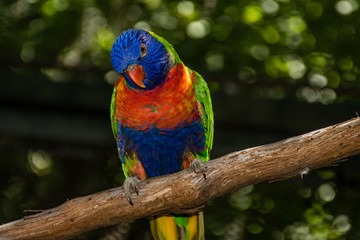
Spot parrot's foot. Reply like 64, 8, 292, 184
124, 177, 141, 205
190, 158, 207, 180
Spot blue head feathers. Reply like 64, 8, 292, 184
111, 29, 172, 89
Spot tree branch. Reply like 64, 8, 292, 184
1, 118, 360, 240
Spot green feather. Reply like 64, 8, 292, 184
110, 85, 118, 139
189, 68, 214, 162
110, 82, 129, 170
174, 216, 190, 240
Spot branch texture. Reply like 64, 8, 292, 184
1, 118, 360, 240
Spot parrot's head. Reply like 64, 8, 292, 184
111, 29, 180, 90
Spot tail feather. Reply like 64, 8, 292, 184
150, 212, 204, 240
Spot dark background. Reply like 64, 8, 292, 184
1, 0, 360, 239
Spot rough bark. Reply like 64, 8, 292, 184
1, 118, 360, 240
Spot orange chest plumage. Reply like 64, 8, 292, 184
114, 64, 199, 130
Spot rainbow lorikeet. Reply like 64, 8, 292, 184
110, 29, 214, 240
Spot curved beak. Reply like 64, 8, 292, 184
125, 64, 146, 88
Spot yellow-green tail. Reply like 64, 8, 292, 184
150, 212, 205, 240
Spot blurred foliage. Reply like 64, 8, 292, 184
2, 0, 360, 102
1, 0, 360, 239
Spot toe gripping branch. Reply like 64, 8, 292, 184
124, 177, 141, 205
190, 158, 207, 180
124, 159, 206, 205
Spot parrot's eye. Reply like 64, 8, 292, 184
140, 43, 147, 58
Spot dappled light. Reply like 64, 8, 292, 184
28, 150, 53, 176
3, 0, 360, 103
187, 19, 211, 39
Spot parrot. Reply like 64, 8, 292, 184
110, 29, 214, 240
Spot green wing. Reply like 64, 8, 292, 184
110, 84, 118, 139
188, 68, 214, 161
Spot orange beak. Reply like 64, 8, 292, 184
125, 64, 146, 88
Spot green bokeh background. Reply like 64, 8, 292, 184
1, 0, 360, 239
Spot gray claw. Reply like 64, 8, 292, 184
124, 177, 141, 205
190, 158, 207, 179
127, 196, 133, 206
